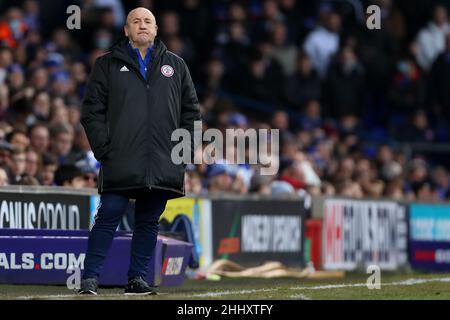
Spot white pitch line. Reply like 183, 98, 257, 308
16, 292, 166, 300
289, 294, 312, 300
191, 276, 450, 298
16, 294, 81, 300
192, 288, 274, 298
290, 283, 366, 290
289, 277, 450, 291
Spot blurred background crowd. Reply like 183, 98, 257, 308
0, 0, 449, 202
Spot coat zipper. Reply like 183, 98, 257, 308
145, 51, 162, 190
112, 50, 161, 190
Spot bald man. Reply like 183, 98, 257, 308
80, 8, 201, 295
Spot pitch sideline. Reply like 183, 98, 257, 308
13, 276, 450, 300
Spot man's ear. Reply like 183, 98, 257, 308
124, 25, 129, 37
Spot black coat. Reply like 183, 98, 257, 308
325, 62, 366, 118
81, 38, 201, 198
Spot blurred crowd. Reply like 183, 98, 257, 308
0, 0, 449, 202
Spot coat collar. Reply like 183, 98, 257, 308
111, 37, 167, 67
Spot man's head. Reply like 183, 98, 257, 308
29, 123, 50, 154
206, 163, 233, 193
25, 149, 39, 177
124, 7, 158, 46
50, 123, 74, 157
327, 12, 342, 33
8, 130, 30, 151
54, 164, 85, 188
12, 149, 26, 176
433, 5, 448, 26
0, 167, 9, 186
41, 153, 57, 186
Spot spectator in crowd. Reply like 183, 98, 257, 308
31, 91, 51, 122
432, 166, 450, 200
325, 46, 365, 119
388, 54, 425, 118
23, 0, 40, 33
399, 109, 435, 142
40, 153, 57, 186
299, 100, 323, 131
406, 158, 430, 198
94, 0, 126, 29
303, 8, 341, 78
0, 7, 28, 49
185, 170, 204, 195
336, 180, 364, 198
284, 53, 321, 109
54, 164, 85, 188
25, 148, 39, 179
271, 180, 295, 197
7, 129, 30, 150
10, 148, 27, 184
29, 123, 49, 155
202, 58, 225, 93
0, 166, 9, 186
277, 157, 305, 191
249, 173, 272, 195
429, 32, 450, 127
206, 163, 233, 193
270, 22, 298, 77
49, 122, 74, 165
415, 5, 450, 71
219, 21, 251, 88
240, 43, 285, 104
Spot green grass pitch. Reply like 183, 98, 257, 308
2, 272, 450, 300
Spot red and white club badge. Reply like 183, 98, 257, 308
161, 65, 175, 77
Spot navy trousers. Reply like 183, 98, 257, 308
82, 189, 168, 280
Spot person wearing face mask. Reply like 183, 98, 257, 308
94, 29, 113, 50
0, 7, 28, 49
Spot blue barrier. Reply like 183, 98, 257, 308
0, 229, 192, 286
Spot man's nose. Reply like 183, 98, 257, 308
139, 22, 147, 29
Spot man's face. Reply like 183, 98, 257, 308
13, 153, 26, 176
68, 176, 86, 189
328, 13, 341, 33
434, 6, 448, 26
0, 168, 8, 186
31, 126, 49, 153
83, 172, 97, 188
8, 71, 24, 89
124, 8, 158, 46
54, 132, 73, 156
212, 173, 232, 191
42, 165, 56, 186
26, 151, 39, 176
0, 149, 11, 166
11, 133, 30, 150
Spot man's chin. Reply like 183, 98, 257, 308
133, 36, 153, 45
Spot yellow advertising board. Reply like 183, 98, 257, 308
161, 197, 210, 268
162, 198, 198, 222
